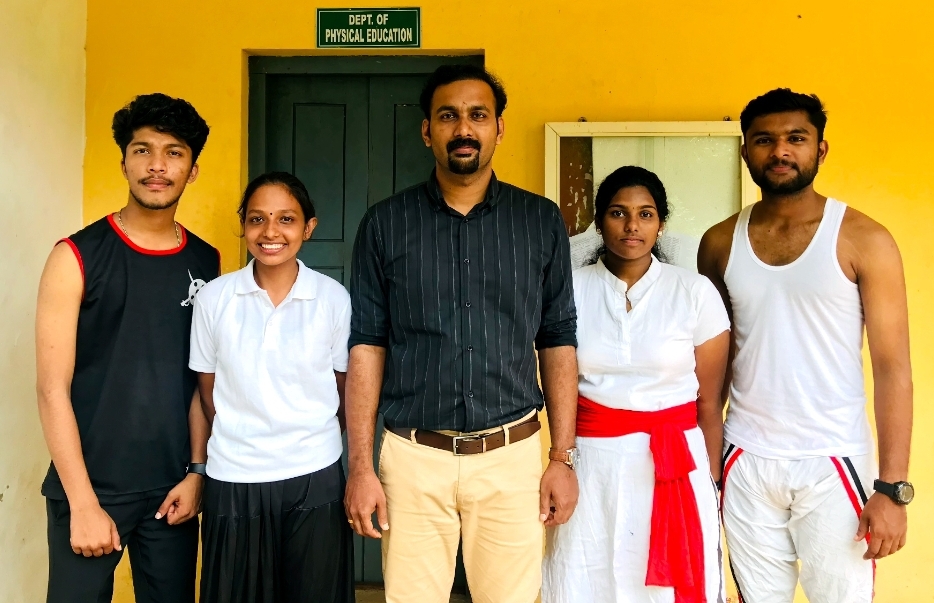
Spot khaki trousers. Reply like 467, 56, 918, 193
379, 424, 544, 603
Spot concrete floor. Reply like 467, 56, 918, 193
355, 588, 470, 603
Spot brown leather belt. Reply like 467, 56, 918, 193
387, 415, 541, 455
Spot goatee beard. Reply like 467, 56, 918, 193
750, 159, 819, 196
447, 154, 481, 175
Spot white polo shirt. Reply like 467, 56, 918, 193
189, 259, 350, 483
575, 256, 729, 412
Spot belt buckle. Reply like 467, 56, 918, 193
452, 434, 485, 456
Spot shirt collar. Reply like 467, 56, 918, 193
235, 259, 318, 301
596, 254, 662, 303
425, 169, 502, 214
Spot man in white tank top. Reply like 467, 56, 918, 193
698, 89, 914, 603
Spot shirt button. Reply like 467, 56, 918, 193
465, 301, 471, 308
463, 218, 469, 223
464, 258, 470, 264
467, 345, 474, 351
468, 391, 474, 398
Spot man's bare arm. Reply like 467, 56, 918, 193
539, 346, 578, 451
36, 243, 121, 556
335, 371, 347, 433
189, 388, 209, 464
848, 218, 912, 559
694, 332, 730, 480
855, 224, 912, 483
698, 218, 737, 405
198, 372, 216, 425
538, 345, 579, 526
156, 389, 208, 524
345, 345, 385, 473
343, 344, 388, 539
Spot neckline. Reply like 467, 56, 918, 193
596, 255, 661, 302
743, 199, 831, 271
237, 259, 317, 301
107, 213, 188, 255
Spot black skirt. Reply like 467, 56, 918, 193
200, 461, 355, 603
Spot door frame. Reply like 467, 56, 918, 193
248, 54, 484, 193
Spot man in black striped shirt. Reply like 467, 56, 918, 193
344, 65, 579, 602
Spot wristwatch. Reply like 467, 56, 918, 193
873, 479, 914, 505
187, 462, 207, 477
549, 447, 579, 471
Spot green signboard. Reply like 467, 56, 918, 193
317, 8, 421, 48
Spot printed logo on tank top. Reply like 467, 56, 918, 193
181, 270, 207, 307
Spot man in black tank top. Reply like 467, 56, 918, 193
35, 94, 218, 603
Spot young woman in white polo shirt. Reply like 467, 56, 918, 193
542, 166, 731, 603
190, 172, 353, 603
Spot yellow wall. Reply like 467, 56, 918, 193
0, 1, 86, 601
84, 1, 933, 601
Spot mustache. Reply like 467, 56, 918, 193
768, 159, 799, 170
140, 176, 175, 186
446, 138, 481, 153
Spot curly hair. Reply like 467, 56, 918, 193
112, 93, 210, 162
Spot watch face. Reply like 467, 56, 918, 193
896, 482, 915, 504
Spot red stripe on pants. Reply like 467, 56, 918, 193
830, 457, 876, 599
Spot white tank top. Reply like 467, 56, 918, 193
723, 198, 872, 459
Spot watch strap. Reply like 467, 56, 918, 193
187, 462, 207, 476
548, 447, 576, 469
873, 479, 896, 500
548, 449, 570, 464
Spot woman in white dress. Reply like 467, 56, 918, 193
543, 166, 730, 603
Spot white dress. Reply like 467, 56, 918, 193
542, 257, 730, 603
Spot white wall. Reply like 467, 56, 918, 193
0, 1, 86, 600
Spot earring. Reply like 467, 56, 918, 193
595, 228, 602, 234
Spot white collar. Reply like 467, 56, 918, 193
235, 259, 317, 301
595, 254, 662, 304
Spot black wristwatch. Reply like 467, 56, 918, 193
187, 462, 207, 477
873, 479, 914, 505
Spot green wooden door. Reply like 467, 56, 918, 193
265, 74, 369, 284
257, 63, 475, 590
265, 74, 437, 283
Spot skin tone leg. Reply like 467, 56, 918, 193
35, 127, 205, 557
698, 109, 912, 558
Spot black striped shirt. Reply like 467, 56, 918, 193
349, 172, 577, 432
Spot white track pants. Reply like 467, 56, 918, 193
721, 443, 876, 603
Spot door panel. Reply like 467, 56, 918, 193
369, 76, 437, 201
394, 104, 435, 192
293, 104, 346, 241
266, 75, 368, 286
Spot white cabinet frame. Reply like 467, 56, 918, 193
544, 121, 758, 209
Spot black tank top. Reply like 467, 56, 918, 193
42, 215, 220, 503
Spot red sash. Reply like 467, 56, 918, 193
577, 396, 707, 603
